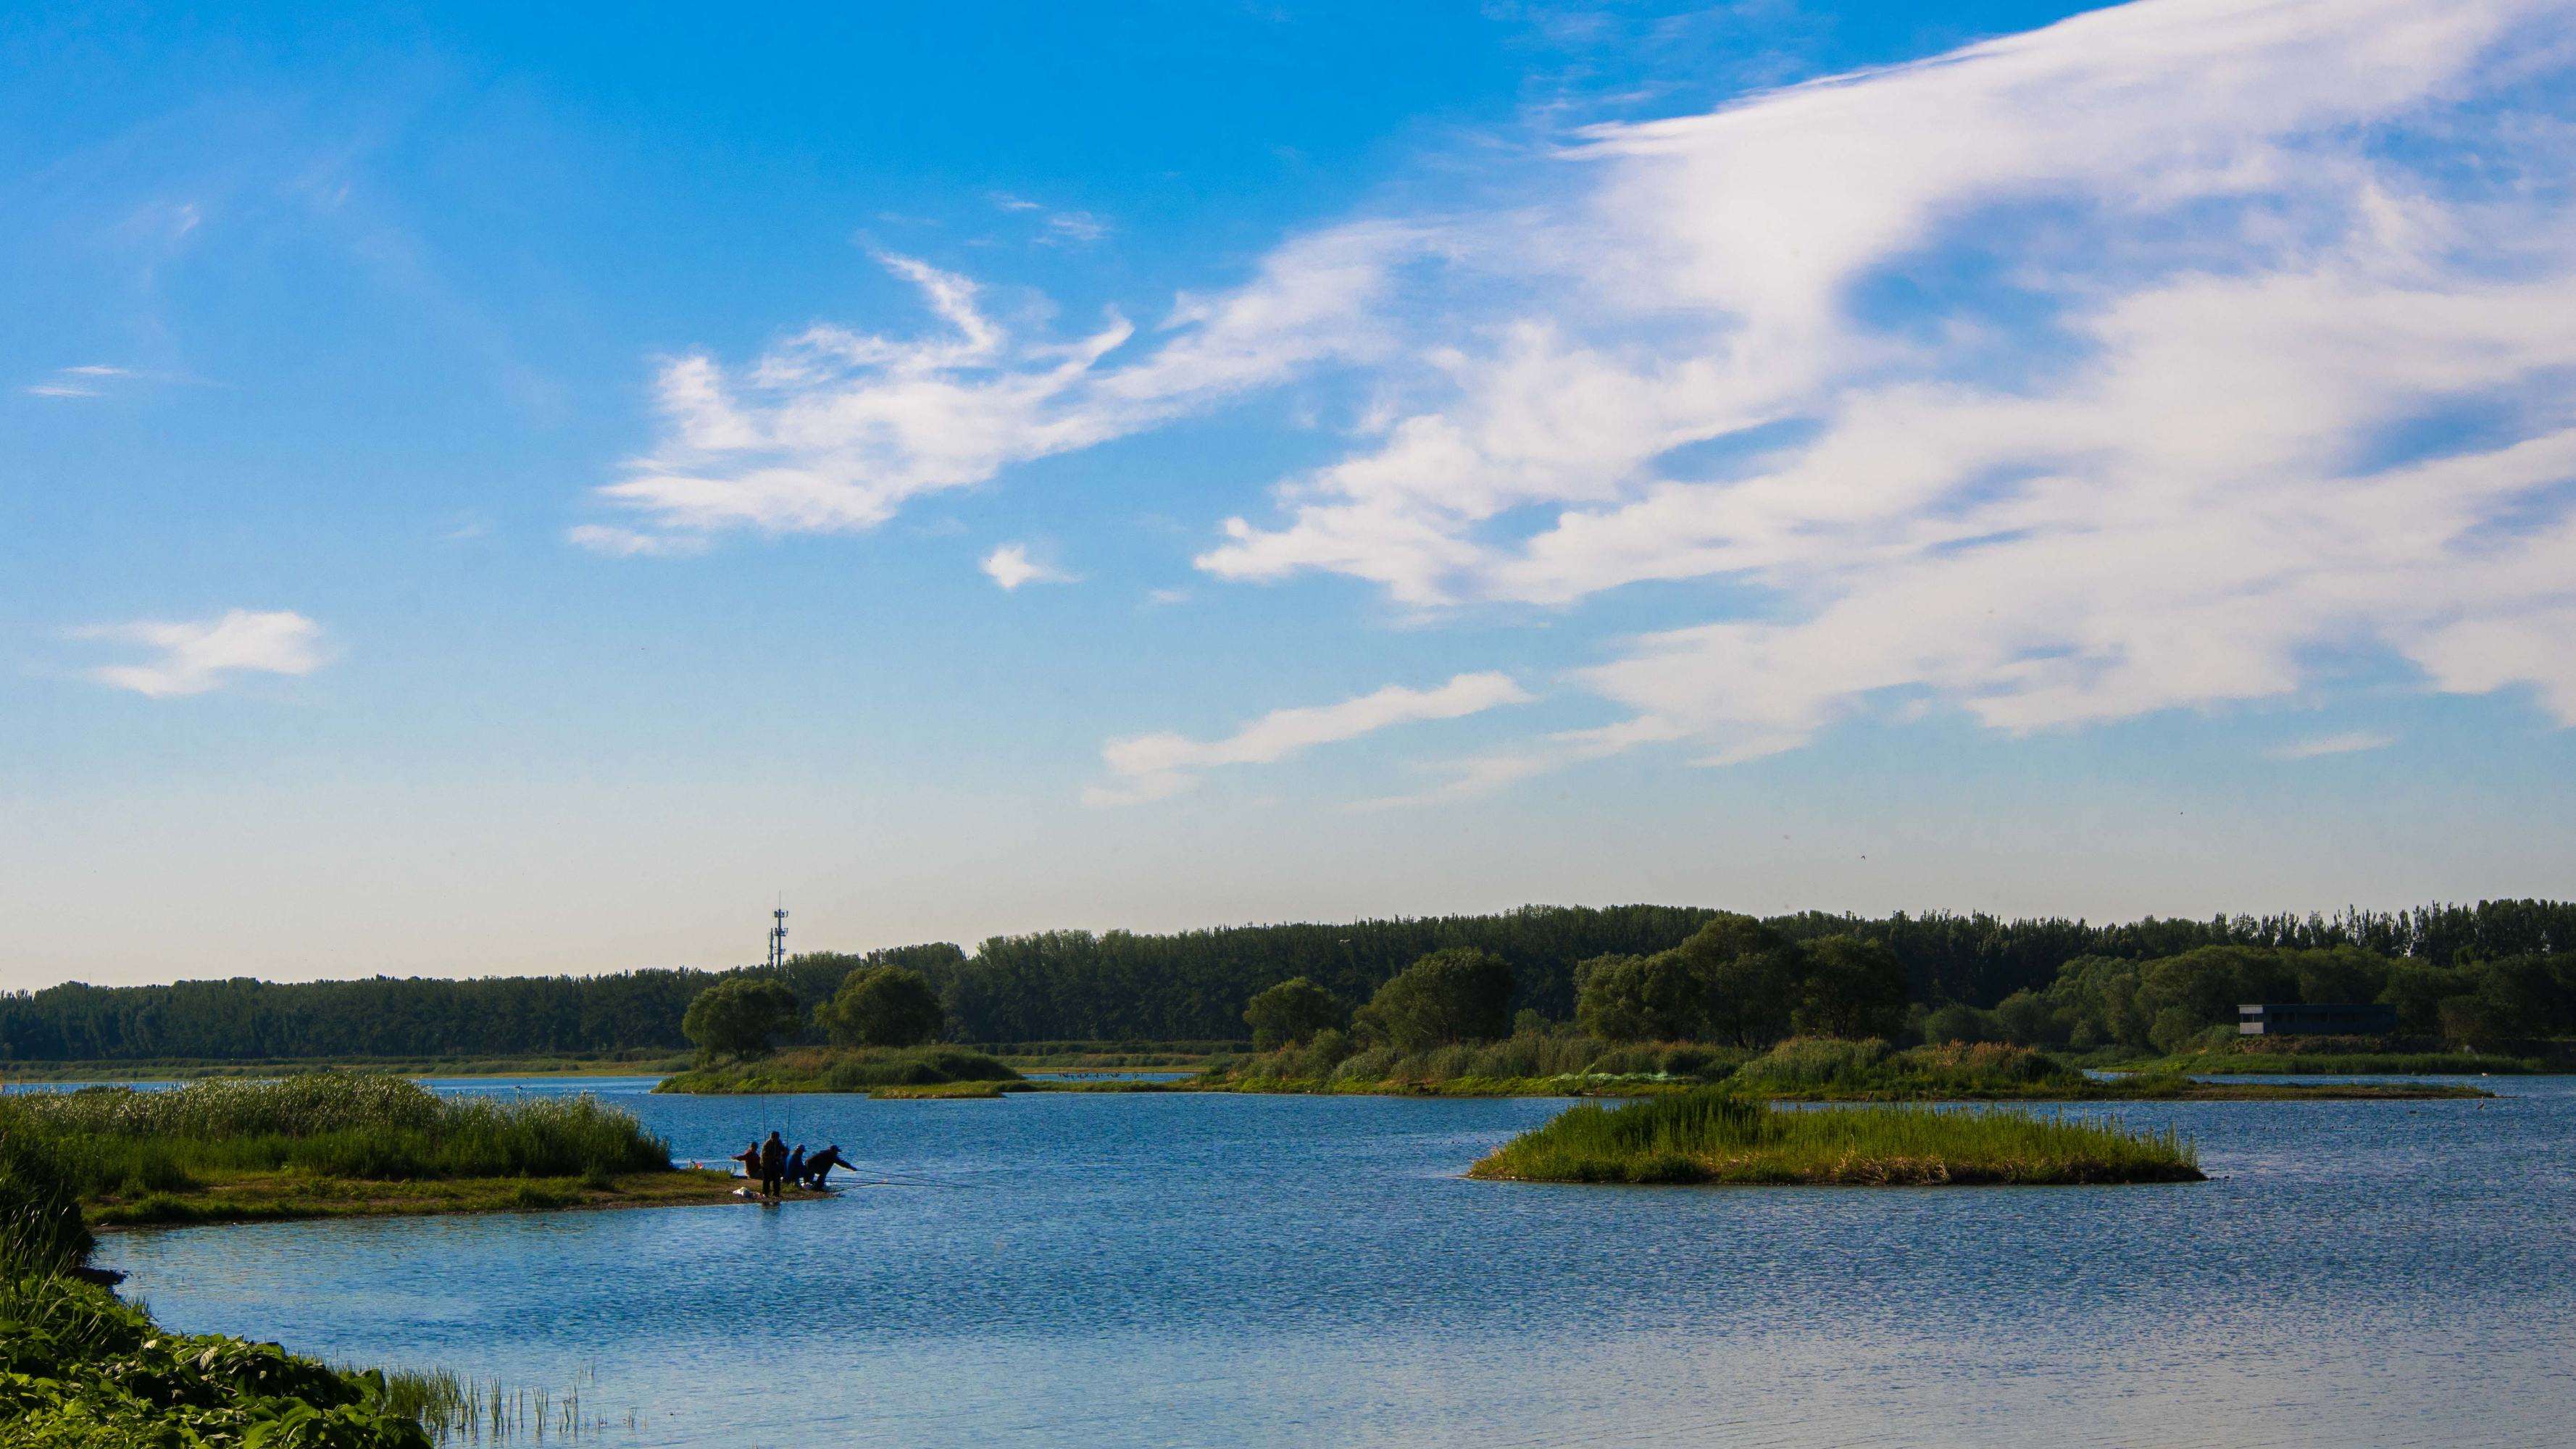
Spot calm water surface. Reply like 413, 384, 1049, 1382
101, 1077, 2576, 1448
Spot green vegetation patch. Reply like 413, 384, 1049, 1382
2158, 1043, 2546, 1074
1470, 1091, 2204, 1187
0, 1127, 434, 1448
869, 1080, 1006, 1099
654, 1045, 1022, 1094
1197, 1035, 1745, 1094
0, 1072, 733, 1227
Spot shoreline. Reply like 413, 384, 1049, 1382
87, 1166, 745, 1229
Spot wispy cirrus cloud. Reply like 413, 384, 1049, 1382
990, 191, 1109, 244
591, 0, 2576, 802
1085, 672, 1533, 806
1195, 0, 2576, 773
2268, 730, 2398, 760
74, 609, 329, 698
24, 364, 139, 399
575, 230, 1418, 555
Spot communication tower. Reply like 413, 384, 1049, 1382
767, 903, 789, 973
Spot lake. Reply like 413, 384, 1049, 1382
100, 1077, 2576, 1448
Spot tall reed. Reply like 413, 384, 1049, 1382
1471, 1090, 2201, 1185
0, 1073, 673, 1193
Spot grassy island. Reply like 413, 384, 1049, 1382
0, 1073, 735, 1228
1188, 1036, 2490, 1101
655, 1045, 1022, 1094
1470, 1091, 2205, 1187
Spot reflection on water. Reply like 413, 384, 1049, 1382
102, 1077, 2576, 1448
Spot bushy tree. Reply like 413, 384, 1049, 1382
1792, 935, 1909, 1040
1922, 1001, 2006, 1045
1354, 948, 1513, 1051
1243, 976, 1348, 1050
1575, 952, 1705, 1041
1680, 915, 1804, 1045
820, 966, 946, 1048
681, 978, 801, 1059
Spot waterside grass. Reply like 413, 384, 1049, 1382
2156, 1048, 2546, 1075
1, 1072, 736, 1227
1, 1137, 434, 1447
1185, 1035, 2489, 1101
869, 1080, 1007, 1099
1470, 1090, 2205, 1187
654, 1045, 1022, 1094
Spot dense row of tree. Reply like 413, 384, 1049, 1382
3, 900, 2568, 1061
1928, 945, 2576, 1052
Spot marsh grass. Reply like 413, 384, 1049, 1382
870, 1080, 1006, 1099
1470, 1090, 2204, 1186
0, 1074, 719, 1226
1733, 1038, 2086, 1097
656, 1045, 1022, 1094
2164, 1048, 2543, 1074
380, 1364, 641, 1445
1199, 1037, 1746, 1093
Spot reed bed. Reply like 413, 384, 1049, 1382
656, 1045, 1022, 1094
0, 1073, 673, 1201
2167, 1049, 2542, 1074
1470, 1090, 2204, 1186
1201, 1036, 1746, 1092
1731, 1038, 2088, 1097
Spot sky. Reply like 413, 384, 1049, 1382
6, 0, 2575, 988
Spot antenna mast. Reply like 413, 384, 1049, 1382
767, 901, 790, 974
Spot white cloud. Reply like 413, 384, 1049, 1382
1041, 211, 1109, 246
990, 191, 1109, 244
1191, 0, 2576, 767
2269, 730, 2398, 760
980, 543, 1075, 590
75, 609, 329, 698
580, 233, 1418, 554
1085, 672, 1534, 805
581, 0, 2576, 799
25, 364, 156, 399
566, 524, 708, 558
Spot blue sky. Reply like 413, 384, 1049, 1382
7, 0, 2575, 986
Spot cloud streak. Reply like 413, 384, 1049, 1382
75, 609, 329, 698
591, 0, 2576, 801
1196, 0, 2576, 768
577, 232, 1419, 554
2268, 731, 2398, 760
1086, 672, 1534, 805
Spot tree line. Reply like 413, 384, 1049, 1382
3, 898, 2569, 1061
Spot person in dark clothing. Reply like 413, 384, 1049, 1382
757, 1132, 787, 1198
802, 1145, 852, 1187
732, 1141, 761, 1182
785, 1144, 806, 1187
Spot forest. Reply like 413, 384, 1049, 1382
1, 898, 2569, 1062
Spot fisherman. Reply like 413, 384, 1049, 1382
785, 1143, 807, 1189
757, 1131, 788, 1198
802, 1144, 852, 1188
732, 1140, 762, 1182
